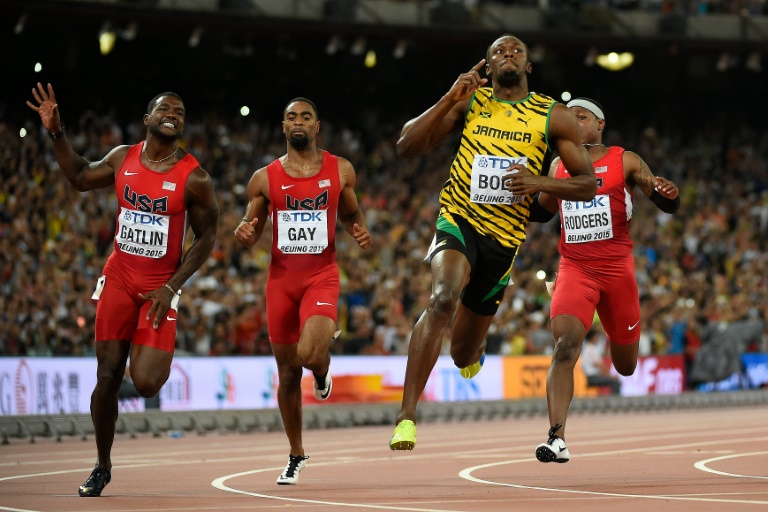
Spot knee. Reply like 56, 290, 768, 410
450, 340, 485, 368
297, 343, 323, 369
132, 377, 164, 398
277, 365, 303, 392
429, 289, 459, 319
552, 335, 581, 365
95, 367, 125, 394
613, 359, 636, 377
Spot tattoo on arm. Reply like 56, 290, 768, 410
634, 153, 655, 195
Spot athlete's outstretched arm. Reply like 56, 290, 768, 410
337, 158, 372, 250
235, 167, 270, 247
396, 60, 487, 159
624, 151, 680, 214
26, 82, 123, 191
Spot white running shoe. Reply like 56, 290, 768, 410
276, 454, 309, 485
313, 372, 332, 401
536, 436, 571, 463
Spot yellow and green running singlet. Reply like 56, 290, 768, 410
439, 88, 555, 248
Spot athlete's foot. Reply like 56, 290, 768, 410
389, 419, 416, 450
459, 352, 485, 379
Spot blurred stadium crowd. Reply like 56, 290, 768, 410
1, 93, 766, 388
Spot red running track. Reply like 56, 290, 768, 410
1, 406, 767, 512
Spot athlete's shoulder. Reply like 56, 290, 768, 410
528, 92, 556, 105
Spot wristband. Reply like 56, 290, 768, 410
649, 189, 680, 214
164, 283, 177, 294
48, 128, 65, 140
528, 194, 557, 223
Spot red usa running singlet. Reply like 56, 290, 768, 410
267, 151, 341, 271
555, 146, 633, 261
111, 141, 198, 277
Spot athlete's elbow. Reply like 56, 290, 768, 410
577, 179, 598, 201
396, 136, 426, 160
396, 140, 417, 160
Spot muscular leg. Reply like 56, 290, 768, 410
272, 343, 305, 456
91, 339, 131, 471
546, 314, 587, 439
609, 341, 638, 377
449, 304, 491, 368
298, 315, 336, 378
397, 249, 470, 424
128, 344, 174, 398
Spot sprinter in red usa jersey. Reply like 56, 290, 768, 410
234, 97, 371, 485
27, 84, 219, 496
529, 96, 679, 463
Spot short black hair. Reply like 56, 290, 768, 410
147, 92, 184, 114
486, 34, 528, 62
284, 97, 318, 119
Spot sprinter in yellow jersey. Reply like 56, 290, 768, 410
390, 34, 596, 450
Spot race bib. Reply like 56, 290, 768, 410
470, 154, 526, 205
276, 210, 328, 254
562, 195, 614, 243
91, 276, 106, 300
115, 207, 170, 258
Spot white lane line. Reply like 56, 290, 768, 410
694, 451, 768, 480
458, 439, 768, 505
212, 464, 471, 512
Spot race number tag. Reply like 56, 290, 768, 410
115, 207, 170, 258
91, 276, 106, 300
561, 195, 614, 243
276, 210, 328, 254
470, 154, 526, 205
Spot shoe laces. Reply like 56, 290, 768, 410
282, 455, 308, 478
86, 467, 111, 487
547, 423, 563, 443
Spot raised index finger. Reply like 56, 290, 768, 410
469, 59, 486, 73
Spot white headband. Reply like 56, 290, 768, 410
566, 98, 605, 120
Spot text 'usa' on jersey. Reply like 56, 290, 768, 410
267, 151, 342, 272
110, 141, 199, 277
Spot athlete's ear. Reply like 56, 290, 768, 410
143, 113, 149, 126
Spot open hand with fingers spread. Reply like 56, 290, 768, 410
26, 82, 63, 134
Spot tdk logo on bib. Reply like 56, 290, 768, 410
123, 210, 165, 226
566, 197, 608, 210
477, 156, 517, 170
281, 211, 324, 222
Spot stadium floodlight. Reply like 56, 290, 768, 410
14, 14, 26, 35
746, 51, 761, 72
99, 22, 117, 56
325, 35, 342, 55
596, 52, 634, 71
350, 36, 366, 56
393, 39, 407, 59
189, 26, 203, 48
